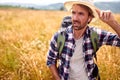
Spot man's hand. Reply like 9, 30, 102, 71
49, 64, 61, 80
96, 9, 120, 37
96, 9, 115, 25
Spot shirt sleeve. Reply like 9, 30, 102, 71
96, 28, 120, 47
46, 32, 59, 67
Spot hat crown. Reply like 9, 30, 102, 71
72, 0, 94, 5
64, 0, 98, 18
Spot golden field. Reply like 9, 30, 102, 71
0, 8, 120, 80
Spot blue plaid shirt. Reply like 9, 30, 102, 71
46, 26, 120, 80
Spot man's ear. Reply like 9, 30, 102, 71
88, 18, 91, 22
88, 17, 93, 24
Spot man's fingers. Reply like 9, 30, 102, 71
95, 8, 104, 18
100, 10, 103, 18
101, 10, 111, 20
96, 9, 111, 19
95, 8, 101, 16
105, 11, 111, 20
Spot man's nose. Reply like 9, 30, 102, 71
73, 14, 79, 21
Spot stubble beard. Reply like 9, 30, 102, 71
72, 22, 85, 30
73, 25, 84, 30
72, 20, 88, 31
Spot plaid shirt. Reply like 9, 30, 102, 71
46, 26, 120, 80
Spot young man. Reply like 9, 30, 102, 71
46, 0, 120, 80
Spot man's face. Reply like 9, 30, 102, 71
71, 4, 90, 30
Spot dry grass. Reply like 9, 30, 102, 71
0, 8, 120, 80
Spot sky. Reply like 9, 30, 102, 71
0, 0, 120, 5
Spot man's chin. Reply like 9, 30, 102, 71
73, 26, 84, 30
74, 28, 81, 30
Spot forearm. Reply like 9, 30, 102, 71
107, 20, 120, 37
49, 64, 61, 80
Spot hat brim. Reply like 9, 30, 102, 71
64, 1, 98, 18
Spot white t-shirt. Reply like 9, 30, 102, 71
69, 37, 88, 80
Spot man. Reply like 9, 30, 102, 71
46, 0, 120, 80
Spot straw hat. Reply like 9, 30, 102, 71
64, 0, 98, 18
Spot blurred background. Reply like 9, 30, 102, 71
0, 0, 120, 13
0, 0, 120, 80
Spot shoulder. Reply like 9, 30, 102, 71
50, 32, 60, 43
89, 26, 104, 34
59, 25, 72, 34
89, 26, 117, 37
89, 26, 101, 31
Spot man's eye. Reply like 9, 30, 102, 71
79, 12, 84, 15
72, 11, 75, 14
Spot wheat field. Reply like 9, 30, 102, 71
0, 8, 120, 80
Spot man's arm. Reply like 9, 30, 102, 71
96, 9, 120, 37
107, 20, 120, 37
49, 64, 61, 80
46, 33, 61, 80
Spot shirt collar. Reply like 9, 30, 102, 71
66, 25, 91, 39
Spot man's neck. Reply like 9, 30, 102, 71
73, 26, 87, 40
